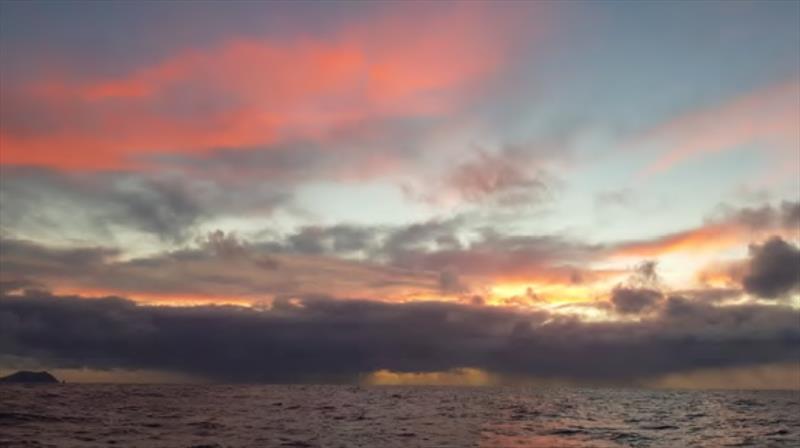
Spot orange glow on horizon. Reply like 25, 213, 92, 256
487, 282, 599, 306
48, 287, 259, 308
363, 368, 493, 386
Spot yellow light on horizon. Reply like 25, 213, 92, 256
487, 281, 598, 306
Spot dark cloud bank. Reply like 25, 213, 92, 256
742, 236, 800, 298
1, 288, 797, 384
1, 198, 798, 384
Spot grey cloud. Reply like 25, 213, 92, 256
670, 287, 743, 305
0, 215, 608, 303
327, 226, 377, 253
742, 236, 800, 299
0, 167, 289, 244
610, 287, 663, 314
781, 201, 800, 229
446, 149, 551, 207
382, 218, 464, 256
438, 269, 468, 295
282, 225, 376, 256
401, 140, 566, 210
110, 177, 205, 241
0, 278, 42, 295
287, 228, 327, 255
254, 219, 463, 260
626, 260, 660, 289
201, 230, 280, 269
0, 167, 205, 243
608, 261, 665, 314
260, 218, 602, 281
390, 230, 604, 281
0, 236, 438, 301
714, 200, 800, 231
0, 238, 120, 280
203, 230, 249, 259
1, 290, 797, 383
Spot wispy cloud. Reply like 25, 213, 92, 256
0, 5, 510, 171
613, 201, 799, 258
639, 79, 800, 176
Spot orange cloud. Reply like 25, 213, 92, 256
489, 267, 624, 287
696, 259, 747, 288
48, 287, 257, 308
613, 202, 800, 260
641, 78, 800, 175
0, 5, 508, 171
613, 223, 745, 258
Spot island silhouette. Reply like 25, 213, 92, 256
0, 371, 60, 384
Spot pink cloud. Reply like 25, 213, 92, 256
640, 79, 800, 176
0, 5, 512, 171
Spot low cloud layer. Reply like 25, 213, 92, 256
1, 290, 797, 383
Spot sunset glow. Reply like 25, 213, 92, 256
1, 0, 798, 388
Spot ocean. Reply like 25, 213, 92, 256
1, 385, 798, 447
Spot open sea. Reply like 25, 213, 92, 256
1, 385, 798, 447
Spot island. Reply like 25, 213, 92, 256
0, 371, 61, 384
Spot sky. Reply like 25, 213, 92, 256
0, 1, 799, 387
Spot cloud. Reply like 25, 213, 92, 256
2, 202, 793, 307
263, 219, 614, 298
613, 201, 799, 258
438, 269, 469, 295
0, 168, 197, 243
0, 235, 441, 304
402, 142, 564, 210
640, 79, 800, 176
0, 238, 121, 279
0, 166, 289, 244
782, 201, 800, 229
0, 214, 615, 306
610, 288, 663, 314
387, 225, 604, 283
626, 260, 661, 288
607, 261, 664, 314
1, 290, 797, 383
281, 225, 378, 256
0, 278, 42, 295
714, 200, 800, 231
614, 223, 744, 258
0, 4, 511, 171
381, 217, 464, 255
443, 149, 552, 207
742, 236, 800, 299
261, 217, 606, 293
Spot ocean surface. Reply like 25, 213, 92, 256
1, 385, 798, 447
